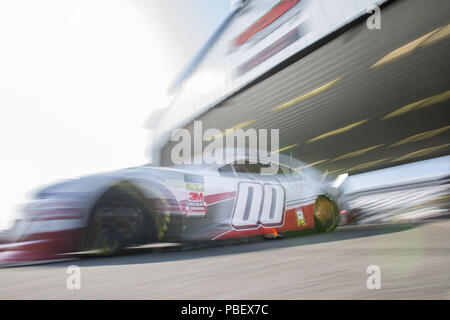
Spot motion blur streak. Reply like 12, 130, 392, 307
342, 178, 450, 224
347, 158, 391, 173
270, 77, 343, 112
382, 90, 450, 119
333, 144, 384, 162
392, 144, 450, 163
306, 119, 370, 143
271, 143, 299, 154
390, 126, 450, 147
214, 119, 257, 139
371, 23, 450, 68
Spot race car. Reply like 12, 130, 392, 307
0, 151, 341, 266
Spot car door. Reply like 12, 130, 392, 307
229, 161, 286, 230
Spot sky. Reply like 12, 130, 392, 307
0, 0, 230, 228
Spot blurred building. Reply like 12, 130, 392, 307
150, 0, 450, 176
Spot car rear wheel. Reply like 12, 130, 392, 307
84, 205, 145, 255
83, 183, 153, 256
313, 195, 340, 233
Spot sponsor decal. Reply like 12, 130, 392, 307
231, 0, 305, 76
237, 25, 304, 75
184, 174, 204, 184
186, 183, 204, 192
184, 174, 205, 192
180, 197, 207, 217
296, 207, 306, 226
232, 0, 302, 49
189, 192, 204, 202
181, 178, 207, 216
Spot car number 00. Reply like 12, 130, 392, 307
232, 182, 285, 229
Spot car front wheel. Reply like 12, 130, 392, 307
313, 195, 340, 233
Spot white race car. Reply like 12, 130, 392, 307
0, 151, 341, 265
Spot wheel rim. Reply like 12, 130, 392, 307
314, 196, 338, 231
84, 206, 144, 255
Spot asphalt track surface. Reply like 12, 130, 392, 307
0, 219, 449, 299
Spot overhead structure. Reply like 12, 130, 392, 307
152, 0, 450, 175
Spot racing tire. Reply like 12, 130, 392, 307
313, 195, 340, 233
83, 183, 155, 256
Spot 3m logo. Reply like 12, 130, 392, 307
189, 192, 204, 202
232, 182, 285, 229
